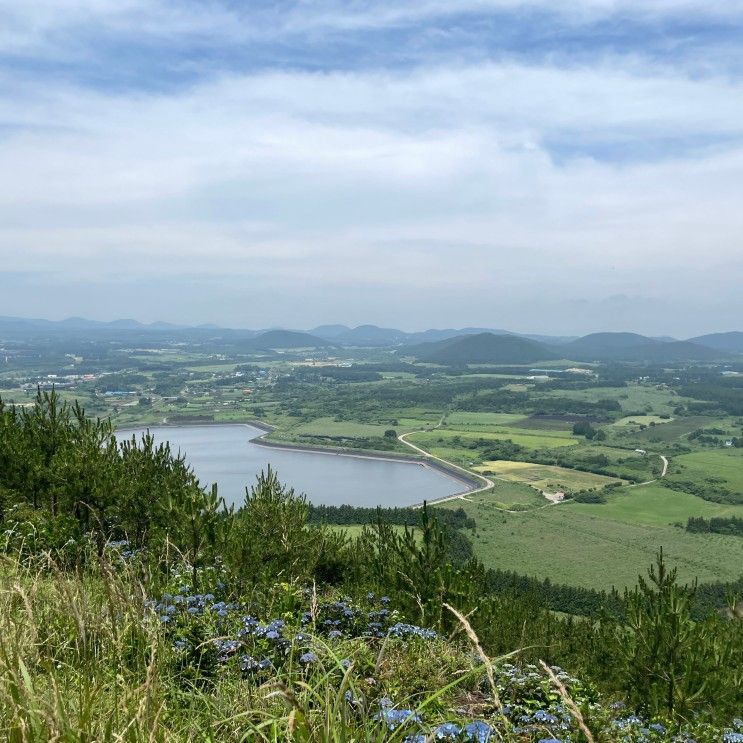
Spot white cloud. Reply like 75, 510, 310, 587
0, 5, 742, 333
2, 0, 743, 58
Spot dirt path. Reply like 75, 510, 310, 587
660, 455, 669, 477
632, 453, 670, 487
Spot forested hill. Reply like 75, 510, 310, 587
247, 330, 333, 349
559, 332, 722, 362
409, 332, 559, 364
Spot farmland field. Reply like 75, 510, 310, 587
474, 460, 623, 493
443, 412, 529, 428
409, 428, 578, 452
612, 415, 674, 426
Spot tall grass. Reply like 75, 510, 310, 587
0, 555, 505, 742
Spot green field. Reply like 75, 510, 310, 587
443, 412, 528, 428
571, 483, 743, 526
282, 417, 392, 438
410, 428, 578, 452
444, 491, 743, 589
464, 478, 547, 509
618, 416, 722, 445
542, 384, 679, 413
669, 449, 743, 490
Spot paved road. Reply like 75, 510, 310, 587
397, 430, 494, 505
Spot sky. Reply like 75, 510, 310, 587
1, 1, 742, 337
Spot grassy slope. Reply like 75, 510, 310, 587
670, 449, 743, 490
443, 484, 743, 589
571, 483, 743, 525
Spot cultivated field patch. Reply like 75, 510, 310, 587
612, 415, 674, 427
412, 428, 578, 451
443, 412, 527, 427
474, 460, 622, 493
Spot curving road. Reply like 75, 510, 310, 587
660, 455, 669, 477
398, 418, 670, 508
397, 430, 494, 505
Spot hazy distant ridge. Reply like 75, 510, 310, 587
0, 316, 739, 361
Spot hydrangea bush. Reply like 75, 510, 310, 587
143, 577, 741, 742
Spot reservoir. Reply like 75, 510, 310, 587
117, 424, 466, 508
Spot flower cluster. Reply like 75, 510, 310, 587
388, 622, 438, 640
146, 586, 239, 626
374, 700, 492, 742
305, 594, 407, 640
146, 586, 439, 687
145, 590, 740, 743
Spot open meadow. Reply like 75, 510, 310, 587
443, 483, 743, 589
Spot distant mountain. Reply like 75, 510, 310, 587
0, 315, 189, 332
402, 327, 510, 344
106, 318, 148, 329
559, 333, 722, 362
410, 332, 558, 364
687, 332, 743, 354
521, 333, 580, 345
248, 330, 333, 350
149, 321, 187, 330
334, 325, 408, 346
309, 324, 352, 339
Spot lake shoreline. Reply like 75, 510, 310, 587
115, 419, 480, 496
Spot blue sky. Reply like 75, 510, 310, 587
1, 1, 742, 335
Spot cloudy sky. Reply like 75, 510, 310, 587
1, 1, 742, 336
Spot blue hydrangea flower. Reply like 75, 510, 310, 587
434, 722, 461, 739
375, 707, 420, 731
299, 652, 318, 665
533, 710, 558, 725
388, 622, 437, 640
464, 720, 492, 742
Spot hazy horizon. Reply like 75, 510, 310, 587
1, 311, 740, 340
1, 2, 742, 336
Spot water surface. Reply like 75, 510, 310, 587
118, 424, 464, 508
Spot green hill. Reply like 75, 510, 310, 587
688, 331, 743, 354
411, 332, 558, 364
560, 332, 721, 362
335, 324, 408, 346
248, 330, 332, 349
